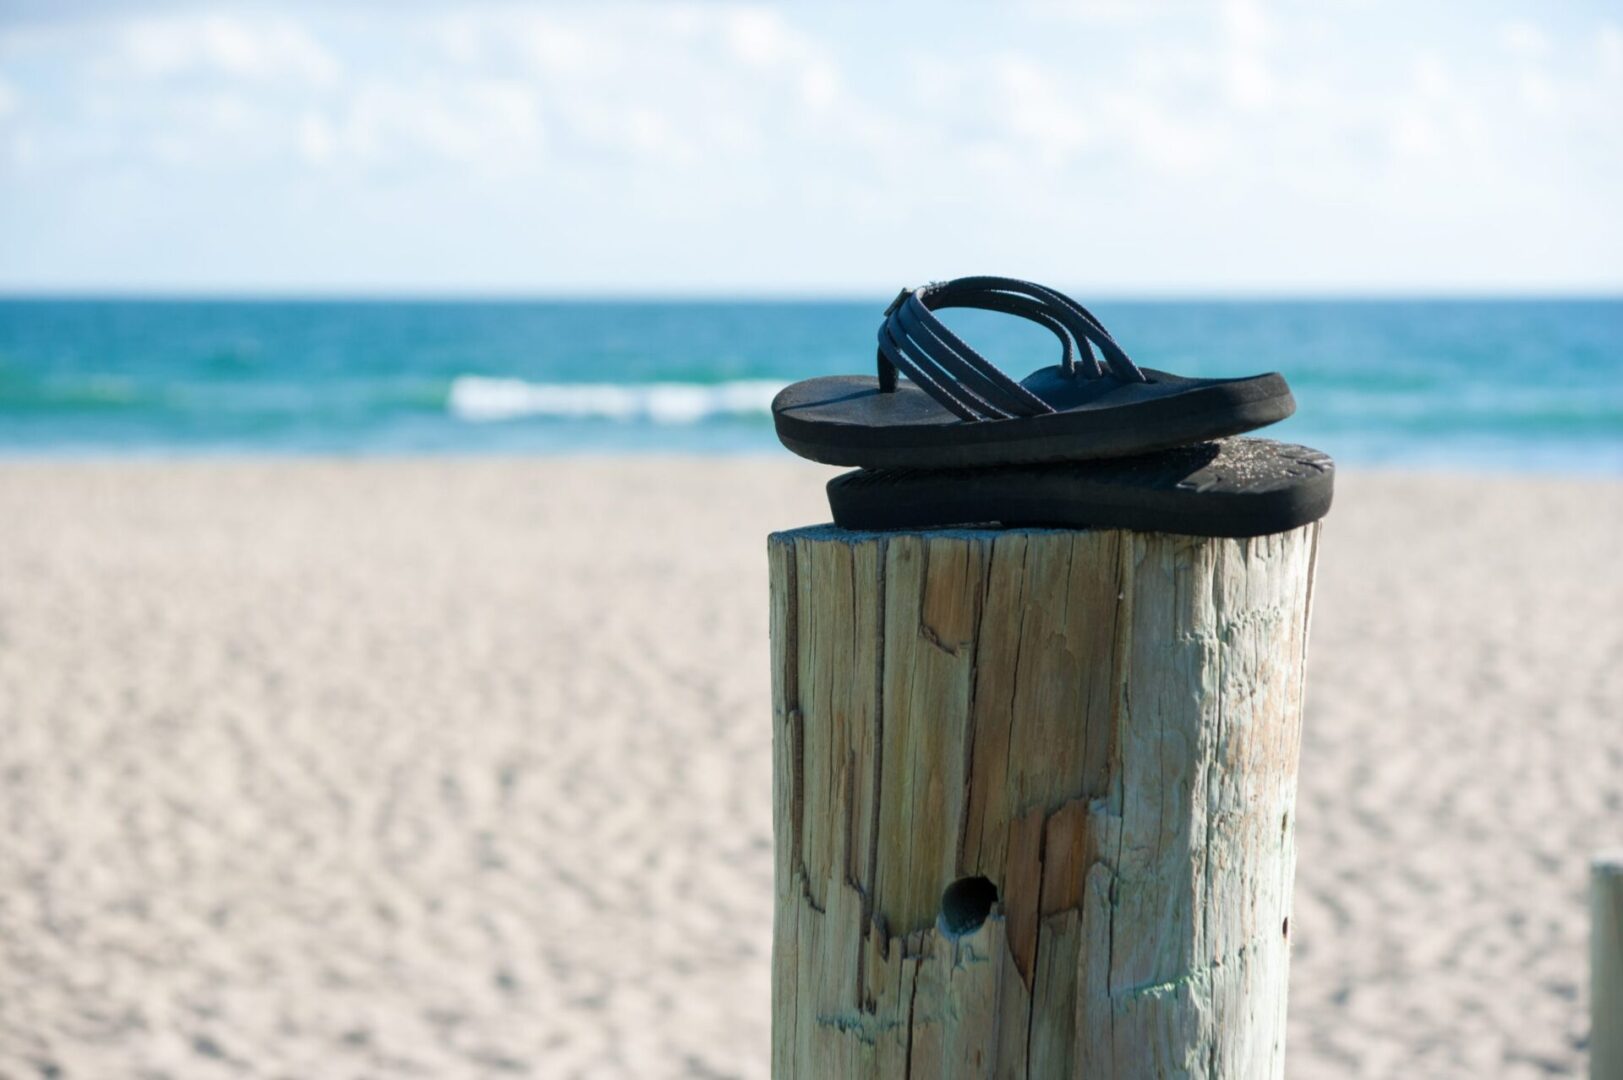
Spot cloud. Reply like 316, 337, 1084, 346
1498, 18, 1551, 60
309, 79, 545, 171
722, 8, 796, 67
118, 13, 340, 85
314, 4, 861, 179
1602, 23, 1623, 72
1018, 0, 1200, 25
1221, 0, 1274, 108
0, 1, 1619, 291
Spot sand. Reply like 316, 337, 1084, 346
0, 458, 1618, 1079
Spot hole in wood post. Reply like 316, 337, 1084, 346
937, 876, 998, 939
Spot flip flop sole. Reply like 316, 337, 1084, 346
825, 438, 1334, 539
774, 371, 1295, 469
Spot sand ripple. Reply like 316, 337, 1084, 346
0, 461, 1617, 1077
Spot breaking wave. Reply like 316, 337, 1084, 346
447, 376, 786, 424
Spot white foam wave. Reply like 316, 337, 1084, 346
448, 376, 786, 424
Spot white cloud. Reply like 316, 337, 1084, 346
1107, 90, 1223, 172
1221, 0, 1273, 108
1019, 0, 1199, 24
297, 112, 335, 164
798, 61, 840, 111
723, 8, 795, 67
120, 13, 340, 85
1499, 19, 1551, 60
1387, 53, 1488, 160
0, 2, 1619, 291
1518, 70, 1557, 110
1598, 23, 1623, 73
986, 54, 1094, 156
316, 79, 544, 170
416, 4, 868, 172
518, 16, 604, 78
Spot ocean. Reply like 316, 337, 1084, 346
0, 297, 1618, 470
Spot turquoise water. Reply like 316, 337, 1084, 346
0, 298, 1619, 470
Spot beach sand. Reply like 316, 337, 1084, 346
1, 458, 1618, 1078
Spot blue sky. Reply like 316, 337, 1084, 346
1, 1, 1619, 295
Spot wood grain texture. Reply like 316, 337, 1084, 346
1595, 853, 1623, 1080
768, 523, 1320, 1078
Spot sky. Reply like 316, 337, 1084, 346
0, 0, 1620, 296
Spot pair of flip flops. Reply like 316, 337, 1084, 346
772, 276, 1333, 538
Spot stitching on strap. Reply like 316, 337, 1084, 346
895, 296, 1051, 418
930, 276, 1146, 383
876, 321, 1001, 421
874, 277, 1147, 421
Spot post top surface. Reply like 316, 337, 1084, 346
769, 522, 1098, 545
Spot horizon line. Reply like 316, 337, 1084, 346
2, 286, 1622, 304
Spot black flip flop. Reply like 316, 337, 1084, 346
825, 438, 1333, 539
774, 276, 1295, 469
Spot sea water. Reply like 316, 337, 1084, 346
0, 297, 1618, 470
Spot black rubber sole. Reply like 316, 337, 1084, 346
825, 438, 1334, 539
774, 370, 1296, 470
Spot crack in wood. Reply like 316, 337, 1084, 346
772, 526, 1317, 1078
917, 621, 965, 656
815, 1009, 913, 1047
1023, 810, 1051, 1080
902, 961, 921, 1077
1114, 938, 1265, 1000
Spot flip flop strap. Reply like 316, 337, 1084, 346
876, 277, 1147, 421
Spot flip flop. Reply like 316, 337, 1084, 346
824, 438, 1334, 539
773, 276, 1295, 469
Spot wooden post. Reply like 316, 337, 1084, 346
768, 522, 1321, 1078
1596, 853, 1623, 1080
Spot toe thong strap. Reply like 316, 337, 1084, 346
875, 276, 1147, 421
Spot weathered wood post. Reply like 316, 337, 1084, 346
1595, 852, 1623, 1080
768, 522, 1320, 1078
